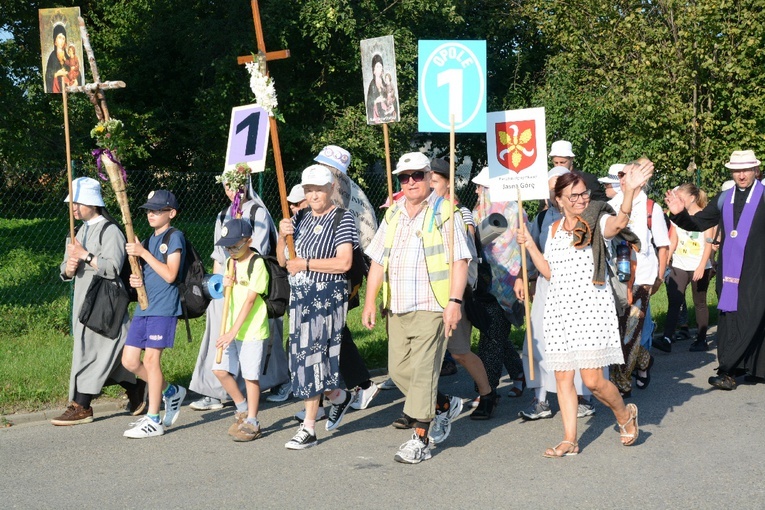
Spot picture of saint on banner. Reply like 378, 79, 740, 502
360, 35, 400, 125
39, 7, 84, 94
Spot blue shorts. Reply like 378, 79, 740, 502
125, 316, 178, 350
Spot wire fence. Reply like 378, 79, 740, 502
0, 159, 482, 314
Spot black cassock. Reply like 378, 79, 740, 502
670, 184, 765, 377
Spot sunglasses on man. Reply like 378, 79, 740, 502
396, 171, 426, 185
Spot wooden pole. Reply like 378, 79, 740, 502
383, 123, 393, 206
215, 195, 245, 364
517, 188, 534, 380
446, 115, 456, 338
61, 77, 75, 244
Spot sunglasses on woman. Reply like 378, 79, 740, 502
396, 171, 426, 185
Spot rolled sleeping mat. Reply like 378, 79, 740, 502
478, 212, 508, 246
202, 273, 224, 300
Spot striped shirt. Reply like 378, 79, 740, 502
293, 207, 358, 283
366, 192, 472, 313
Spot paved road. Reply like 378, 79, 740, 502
2, 329, 764, 509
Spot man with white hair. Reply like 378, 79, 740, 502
549, 140, 607, 201
363, 152, 472, 463
666, 150, 765, 390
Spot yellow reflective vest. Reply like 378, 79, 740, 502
381, 197, 456, 309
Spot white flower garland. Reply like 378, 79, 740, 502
245, 61, 278, 117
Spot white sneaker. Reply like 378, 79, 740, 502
394, 433, 432, 464
189, 396, 223, 411
430, 395, 463, 444
349, 384, 380, 410
377, 378, 397, 390
123, 416, 165, 438
162, 385, 186, 427
294, 406, 326, 422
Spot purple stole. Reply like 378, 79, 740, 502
719, 181, 764, 311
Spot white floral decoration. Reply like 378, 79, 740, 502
245, 61, 278, 117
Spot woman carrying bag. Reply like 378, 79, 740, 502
51, 177, 143, 426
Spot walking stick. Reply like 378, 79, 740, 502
446, 115, 456, 338
61, 76, 75, 244
517, 188, 534, 380
216, 192, 245, 364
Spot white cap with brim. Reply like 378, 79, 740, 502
301, 164, 334, 186
472, 167, 491, 187
394, 152, 430, 174
547, 166, 570, 181
725, 150, 761, 170
64, 177, 105, 207
598, 164, 625, 185
549, 140, 575, 158
287, 184, 306, 203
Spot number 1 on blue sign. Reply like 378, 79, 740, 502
437, 69, 463, 123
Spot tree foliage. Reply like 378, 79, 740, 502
2, 0, 765, 199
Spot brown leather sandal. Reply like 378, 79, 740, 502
543, 440, 579, 457
618, 403, 639, 446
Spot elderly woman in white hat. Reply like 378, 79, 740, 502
666, 149, 765, 391
276, 165, 359, 449
51, 177, 142, 426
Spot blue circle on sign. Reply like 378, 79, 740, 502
420, 41, 486, 131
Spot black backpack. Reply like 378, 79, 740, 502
151, 227, 210, 342
242, 249, 290, 318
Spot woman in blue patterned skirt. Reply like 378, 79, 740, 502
276, 165, 358, 450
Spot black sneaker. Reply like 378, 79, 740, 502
285, 424, 318, 450
708, 374, 737, 391
325, 391, 353, 431
653, 336, 672, 353
689, 339, 708, 352
391, 414, 416, 429
470, 391, 497, 420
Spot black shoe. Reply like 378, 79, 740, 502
654, 336, 672, 353
391, 414, 416, 429
635, 356, 654, 390
689, 339, 708, 352
708, 374, 737, 390
470, 391, 498, 420
440, 359, 458, 377
325, 391, 353, 431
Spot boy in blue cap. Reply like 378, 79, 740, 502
122, 190, 187, 438
213, 218, 270, 441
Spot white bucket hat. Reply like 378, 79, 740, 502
472, 167, 491, 187
314, 145, 351, 174
549, 140, 575, 158
598, 164, 625, 185
724, 150, 761, 170
547, 165, 570, 181
63, 177, 105, 207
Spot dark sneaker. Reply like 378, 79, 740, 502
51, 402, 94, 426
285, 424, 318, 450
325, 391, 353, 431
126, 379, 147, 416
391, 414, 416, 429
231, 421, 262, 442
394, 433, 432, 464
709, 374, 737, 390
689, 340, 708, 352
470, 391, 497, 420
440, 359, 458, 377
653, 336, 672, 353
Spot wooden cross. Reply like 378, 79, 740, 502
237, 0, 295, 257
62, 16, 148, 309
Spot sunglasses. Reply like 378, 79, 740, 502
396, 171, 426, 185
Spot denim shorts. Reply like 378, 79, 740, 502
125, 316, 178, 350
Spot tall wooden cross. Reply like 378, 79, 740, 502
63, 16, 148, 309
237, 0, 295, 257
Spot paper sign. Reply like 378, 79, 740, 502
485, 107, 548, 201
418, 40, 486, 133
225, 104, 270, 173
39, 7, 84, 93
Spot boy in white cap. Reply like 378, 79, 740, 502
549, 140, 607, 201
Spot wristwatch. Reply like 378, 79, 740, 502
84, 253, 94, 264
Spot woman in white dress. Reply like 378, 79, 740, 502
515, 165, 651, 457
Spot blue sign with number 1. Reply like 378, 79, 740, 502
418, 40, 486, 133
